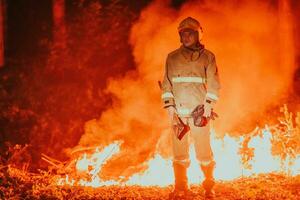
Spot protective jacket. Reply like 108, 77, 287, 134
161, 45, 220, 117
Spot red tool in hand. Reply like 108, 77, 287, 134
191, 104, 218, 127
172, 114, 190, 140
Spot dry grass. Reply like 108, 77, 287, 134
0, 166, 299, 200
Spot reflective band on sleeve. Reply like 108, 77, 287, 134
161, 92, 174, 99
206, 92, 218, 100
177, 108, 192, 115
172, 77, 206, 83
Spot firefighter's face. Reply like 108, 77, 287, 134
180, 29, 198, 47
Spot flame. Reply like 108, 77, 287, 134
57, 125, 300, 187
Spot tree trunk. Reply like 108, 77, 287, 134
53, 0, 66, 49
0, 0, 5, 67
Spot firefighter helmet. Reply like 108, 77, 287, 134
178, 17, 203, 33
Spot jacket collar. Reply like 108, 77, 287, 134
180, 42, 204, 61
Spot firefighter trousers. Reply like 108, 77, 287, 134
171, 117, 214, 166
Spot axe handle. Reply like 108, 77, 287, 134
158, 81, 162, 90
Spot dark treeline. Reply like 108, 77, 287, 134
0, 0, 150, 170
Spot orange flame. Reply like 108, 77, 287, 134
57, 125, 299, 187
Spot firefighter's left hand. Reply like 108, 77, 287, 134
203, 102, 212, 118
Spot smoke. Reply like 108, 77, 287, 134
75, 0, 297, 179
76, 2, 176, 179
291, 0, 300, 109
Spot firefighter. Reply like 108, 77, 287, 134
161, 17, 220, 198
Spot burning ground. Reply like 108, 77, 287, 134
0, 167, 299, 199
0, 0, 300, 199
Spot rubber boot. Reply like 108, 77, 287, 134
169, 162, 189, 199
200, 161, 216, 199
